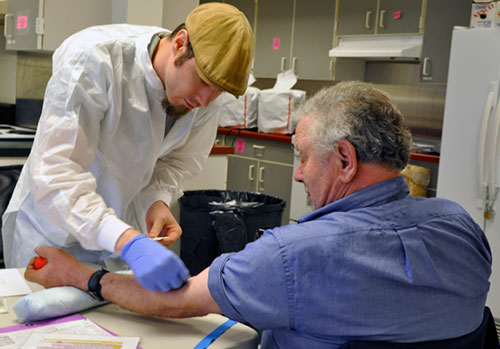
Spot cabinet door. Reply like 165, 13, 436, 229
221, 135, 294, 164
4, 0, 40, 50
202, 0, 255, 30
223, 0, 256, 30
292, 0, 336, 80
377, 0, 422, 34
337, 0, 378, 36
253, 0, 294, 78
226, 156, 258, 193
258, 161, 293, 224
420, 0, 470, 83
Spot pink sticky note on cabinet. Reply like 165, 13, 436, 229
235, 139, 245, 153
393, 11, 402, 20
273, 38, 280, 50
17, 16, 28, 29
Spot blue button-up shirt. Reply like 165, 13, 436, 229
208, 177, 492, 348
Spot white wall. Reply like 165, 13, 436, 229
127, 0, 164, 27
112, 0, 198, 29
162, 0, 198, 29
111, 0, 128, 24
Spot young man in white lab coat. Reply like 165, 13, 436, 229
2, 3, 254, 292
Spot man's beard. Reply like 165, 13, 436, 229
161, 97, 191, 118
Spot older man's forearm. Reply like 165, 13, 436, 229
98, 267, 221, 318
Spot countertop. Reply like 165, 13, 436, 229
0, 127, 439, 164
217, 127, 440, 163
210, 145, 234, 155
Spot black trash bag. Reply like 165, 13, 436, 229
179, 190, 285, 275
210, 210, 247, 254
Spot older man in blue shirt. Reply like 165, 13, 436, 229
26, 81, 492, 348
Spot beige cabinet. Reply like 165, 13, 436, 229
333, 0, 470, 84
198, 0, 470, 85
4, 0, 112, 52
199, 0, 255, 30
253, 0, 336, 80
337, 0, 423, 36
419, 0, 470, 83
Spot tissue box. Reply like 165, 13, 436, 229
218, 87, 259, 129
257, 89, 306, 134
470, 2, 497, 28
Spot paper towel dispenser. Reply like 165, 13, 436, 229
329, 34, 423, 60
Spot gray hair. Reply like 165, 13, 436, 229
293, 81, 412, 170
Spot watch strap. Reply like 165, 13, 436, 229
87, 269, 109, 301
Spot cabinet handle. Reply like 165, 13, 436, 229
379, 10, 386, 28
252, 144, 265, 158
365, 11, 372, 29
422, 57, 431, 76
292, 57, 297, 73
248, 164, 255, 181
258, 166, 265, 183
281, 57, 287, 72
419, 15, 424, 33
4, 14, 13, 39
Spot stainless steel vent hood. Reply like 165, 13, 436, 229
329, 35, 423, 59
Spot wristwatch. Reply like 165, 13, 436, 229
87, 269, 109, 301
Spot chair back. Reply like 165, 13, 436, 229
340, 306, 500, 349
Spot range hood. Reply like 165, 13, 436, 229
329, 35, 423, 59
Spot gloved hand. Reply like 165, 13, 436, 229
121, 234, 190, 292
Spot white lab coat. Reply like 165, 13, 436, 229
2, 24, 220, 268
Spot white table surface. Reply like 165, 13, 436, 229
0, 269, 258, 348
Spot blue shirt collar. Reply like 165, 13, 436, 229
298, 176, 410, 223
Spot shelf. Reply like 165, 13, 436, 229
409, 152, 439, 163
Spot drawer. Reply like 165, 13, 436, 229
220, 135, 294, 164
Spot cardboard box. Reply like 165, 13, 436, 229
470, 2, 497, 28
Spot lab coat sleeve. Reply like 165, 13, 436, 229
140, 102, 221, 210
31, 47, 131, 253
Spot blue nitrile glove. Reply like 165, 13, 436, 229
121, 234, 190, 292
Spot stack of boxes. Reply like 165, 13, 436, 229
470, 0, 500, 28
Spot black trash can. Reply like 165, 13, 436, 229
179, 190, 285, 275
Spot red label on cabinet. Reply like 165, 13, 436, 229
235, 139, 245, 153
273, 38, 280, 50
17, 16, 28, 29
